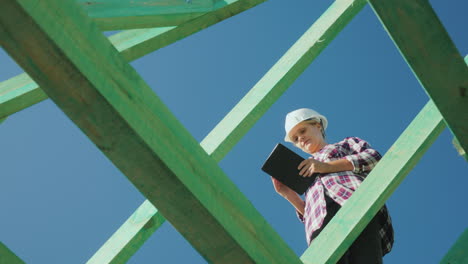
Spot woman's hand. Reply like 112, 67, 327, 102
271, 177, 294, 198
271, 177, 305, 215
298, 157, 329, 177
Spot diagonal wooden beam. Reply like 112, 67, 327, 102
77, 0, 214, 30
301, 100, 445, 263
79, 0, 268, 30
86, 200, 165, 264
0, 0, 302, 263
440, 228, 468, 264
0, 242, 25, 264
0, 0, 267, 120
0, 73, 48, 119
202, 0, 368, 161
369, 0, 468, 164
451, 55, 468, 161
86, 0, 369, 261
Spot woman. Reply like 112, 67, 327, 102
272, 108, 393, 264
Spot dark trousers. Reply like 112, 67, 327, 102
311, 195, 383, 264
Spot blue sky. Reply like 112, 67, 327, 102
1, 0, 467, 263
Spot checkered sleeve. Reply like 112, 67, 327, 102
343, 137, 382, 174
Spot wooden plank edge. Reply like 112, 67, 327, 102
300, 101, 445, 263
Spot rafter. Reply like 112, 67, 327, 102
0, 0, 267, 120
86, 0, 369, 261
0, 0, 301, 263
369, 0, 468, 163
86, 201, 165, 264
300, 100, 445, 263
77, 0, 215, 30
203, 0, 368, 161
440, 228, 468, 264
0, 242, 25, 264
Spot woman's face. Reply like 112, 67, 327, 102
289, 121, 325, 154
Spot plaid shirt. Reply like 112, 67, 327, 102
297, 137, 394, 255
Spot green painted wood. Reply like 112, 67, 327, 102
452, 137, 467, 161
0, 0, 265, 119
0, 73, 47, 119
0, 0, 302, 263
301, 101, 445, 264
452, 55, 468, 162
87, 1, 369, 261
78, 0, 213, 16
202, 0, 368, 161
78, 0, 213, 29
78, 0, 264, 30
107, 0, 268, 58
87, 200, 165, 264
369, 0, 468, 171
440, 228, 468, 264
0, 242, 25, 264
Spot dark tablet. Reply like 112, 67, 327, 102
261, 143, 317, 195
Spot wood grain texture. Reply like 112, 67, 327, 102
67, 1, 365, 258
301, 101, 445, 264
78, 0, 214, 29
0, 73, 47, 119
0, 0, 266, 119
0, 0, 301, 263
369, 0, 468, 168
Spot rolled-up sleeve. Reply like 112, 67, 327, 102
343, 137, 382, 174
296, 210, 305, 223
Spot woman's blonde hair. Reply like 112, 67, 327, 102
305, 118, 326, 139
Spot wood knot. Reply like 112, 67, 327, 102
459, 86, 466, 97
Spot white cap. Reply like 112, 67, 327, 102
284, 108, 328, 142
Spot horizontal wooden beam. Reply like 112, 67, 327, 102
77, 0, 214, 30
0, 0, 266, 119
86, 0, 370, 261
300, 101, 445, 263
86, 200, 165, 264
0, 242, 25, 264
440, 228, 468, 264
0, 0, 301, 263
369, 0, 468, 167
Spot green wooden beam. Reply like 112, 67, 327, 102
369, 0, 468, 169
0, 73, 48, 119
440, 228, 468, 264
77, 0, 214, 30
301, 101, 445, 264
87, 200, 165, 264
203, 0, 368, 161
77, 0, 268, 30
451, 55, 468, 161
86, 0, 369, 261
0, 0, 266, 119
0, 0, 302, 263
0, 242, 25, 264
452, 137, 467, 161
